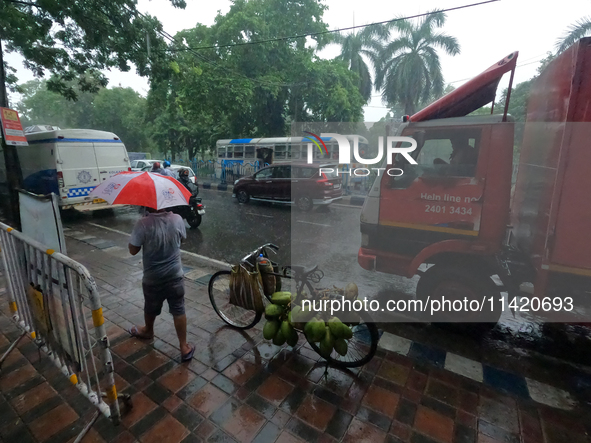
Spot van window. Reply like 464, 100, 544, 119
295, 167, 318, 179
272, 166, 291, 178
255, 168, 273, 179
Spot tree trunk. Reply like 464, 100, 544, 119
0, 39, 23, 230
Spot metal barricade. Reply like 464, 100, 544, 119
0, 222, 129, 443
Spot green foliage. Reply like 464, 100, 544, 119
144, 0, 365, 159
16, 80, 150, 151
1, 0, 185, 99
326, 26, 388, 102
556, 15, 591, 53
375, 10, 460, 115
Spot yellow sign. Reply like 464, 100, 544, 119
93, 198, 106, 203
1, 108, 18, 122
26, 284, 51, 337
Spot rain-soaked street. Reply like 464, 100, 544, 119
60, 188, 591, 390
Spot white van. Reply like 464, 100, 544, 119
20, 129, 131, 210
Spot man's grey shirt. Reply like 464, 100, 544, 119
130, 211, 187, 285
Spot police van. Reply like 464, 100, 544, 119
20, 128, 131, 210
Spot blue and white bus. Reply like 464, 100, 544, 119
214, 135, 370, 177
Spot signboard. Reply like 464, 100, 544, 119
0, 107, 28, 146
19, 191, 67, 254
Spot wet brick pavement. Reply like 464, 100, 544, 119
0, 230, 590, 442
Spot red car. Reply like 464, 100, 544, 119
232, 163, 343, 211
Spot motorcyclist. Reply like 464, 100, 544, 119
163, 161, 178, 178
178, 168, 198, 195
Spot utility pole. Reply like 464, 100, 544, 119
0, 39, 23, 230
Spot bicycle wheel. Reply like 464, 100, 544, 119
306, 308, 379, 368
208, 270, 261, 329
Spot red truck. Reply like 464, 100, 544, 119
358, 38, 591, 326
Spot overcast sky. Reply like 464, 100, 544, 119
6, 0, 591, 122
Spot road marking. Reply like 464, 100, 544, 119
296, 220, 332, 227
87, 222, 129, 236
245, 212, 273, 218
85, 222, 231, 270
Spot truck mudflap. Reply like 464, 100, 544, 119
358, 247, 376, 271
358, 247, 416, 278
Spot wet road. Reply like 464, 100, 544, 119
62, 190, 591, 374
64, 189, 418, 300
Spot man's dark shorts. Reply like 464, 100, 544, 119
142, 277, 185, 316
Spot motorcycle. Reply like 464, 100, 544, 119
169, 193, 205, 228
169, 178, 205, 228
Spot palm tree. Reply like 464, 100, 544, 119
327, 25, 388, 102
556, 15, 591, 53
375, 10, 460, 115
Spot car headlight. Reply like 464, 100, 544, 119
234, 179, 239, 185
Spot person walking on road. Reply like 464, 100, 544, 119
127, 207, 195, 361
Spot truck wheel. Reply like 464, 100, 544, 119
416, 265, 501, 332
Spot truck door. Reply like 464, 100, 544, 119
93, 142, 130, 183
379, 126, 487, 255
56, 143, 101, 202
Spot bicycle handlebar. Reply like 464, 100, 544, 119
241, 243, 279, 263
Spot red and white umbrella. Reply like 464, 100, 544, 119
89, 171, 192, 210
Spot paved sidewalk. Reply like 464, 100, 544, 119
0, 230, 590, 442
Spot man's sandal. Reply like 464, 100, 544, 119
128, 325, 154, 340
181, 344, 196, 362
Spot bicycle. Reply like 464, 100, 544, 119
208, 243, 379, 368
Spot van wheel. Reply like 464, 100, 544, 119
416, 265, 501, 333
296, 196, 313, 212
236, 190, 250, 204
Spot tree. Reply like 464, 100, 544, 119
145, 0, 366, 159
375, 10, 460, 115
326, 25, 388, 102
0, 0, 184, 226
93, 87, 149, 151
16, 79, 95, 128
556, 14, 591, 53
16, 80, 150, 150
1, 0, 185, 100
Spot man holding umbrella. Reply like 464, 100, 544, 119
90, 170, 196, 361
127, 206, 195, 361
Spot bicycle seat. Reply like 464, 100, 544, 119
290, 264, 318, 277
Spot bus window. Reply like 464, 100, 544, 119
226, 146, 234, 159
291, 144, 301, 159
245, 146, 255, 158
315, 143, 331, 159
217, 146, 226, 158
275, 144, 287, 160
234, 146, 244, 158
329, 143, 339, 160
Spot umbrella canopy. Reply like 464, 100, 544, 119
89, 171, 192, 210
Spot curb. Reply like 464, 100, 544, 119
201, 181, 367, 207
83, 222, 230, 271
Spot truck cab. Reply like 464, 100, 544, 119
359, 52, 519, 324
